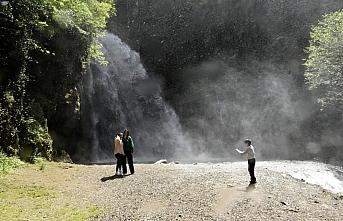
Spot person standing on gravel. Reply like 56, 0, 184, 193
122, 129, 135, 175
114, 133, 125, 176
236, 139, 256, 185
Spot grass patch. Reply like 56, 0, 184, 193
0, 185, 53, 199
0, 152, 25, 174
0, 158, 100, 221
34, 157, 47, 171
0, 182, 55, 221
55, 204, 102, 221
0, 180, 101, 221
0, 166, 101, 221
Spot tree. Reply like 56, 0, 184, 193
304, 10, 343, 110
47, 0, 115, 63
0, 0, 115, 159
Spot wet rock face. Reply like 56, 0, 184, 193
109, 0, 343, 75
28, 31, 90, 157
106, 0, 343, 161
76, 34, 189, 163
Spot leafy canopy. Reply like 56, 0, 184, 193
44, 0, 115, 61
304, 10, 343, 110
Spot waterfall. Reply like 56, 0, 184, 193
77, 33, 190, 163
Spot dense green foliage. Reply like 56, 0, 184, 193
0, 151, 24, 173
0, 0, 114, 161
305, 10, 343, 110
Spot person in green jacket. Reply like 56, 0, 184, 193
122, 128, 135, 174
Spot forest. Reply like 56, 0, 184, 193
1, 0, 343, 164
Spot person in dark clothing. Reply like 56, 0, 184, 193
236, 139, 257, 185
122, 129, 135, 174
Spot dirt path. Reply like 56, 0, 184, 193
1, 162, 343, 220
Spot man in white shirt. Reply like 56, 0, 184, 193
236, 139, 256, 185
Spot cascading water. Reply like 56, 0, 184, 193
76, 33, 191, 163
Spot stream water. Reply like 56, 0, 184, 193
260, 161, 343, 194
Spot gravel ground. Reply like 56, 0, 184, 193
5, 161, 343, 220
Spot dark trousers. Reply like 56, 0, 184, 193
123, 151, 134, 174
115, 153, 124, 172
248, 158, 256, 183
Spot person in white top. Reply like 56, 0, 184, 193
114, 133, 125, 176
236, 139, 256, 185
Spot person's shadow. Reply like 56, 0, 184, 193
246, 183, 256, 192
100, 174, 131, 182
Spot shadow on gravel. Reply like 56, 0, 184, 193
246, 184, 256, 192
101, 174, 132, 182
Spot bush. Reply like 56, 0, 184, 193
19, 118, 53, 162
0, 92, 21, 156
0, 152, 24, 173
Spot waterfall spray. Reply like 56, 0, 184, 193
78, 33, 192, 163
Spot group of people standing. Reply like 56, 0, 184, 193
113, 133, 256, 184
114, 129, 135, 176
